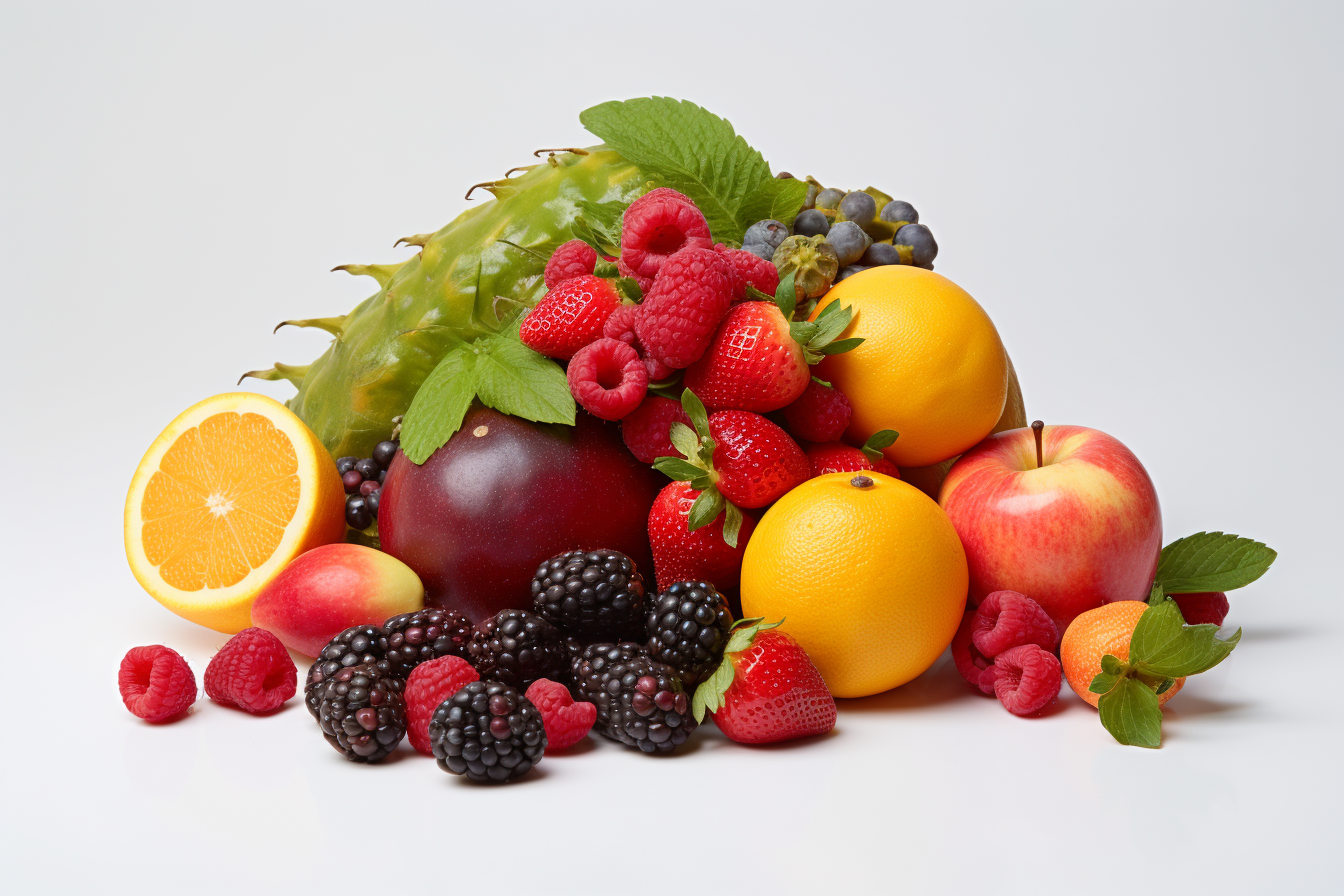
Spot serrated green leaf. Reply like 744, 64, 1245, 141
1135, 627, 1242, 679
1097, 677, 1163, 748
1089, 671, 1121, 695
399, 343, 477, 465
687, 487, 725, 532
1129, 599, 1186, 663
1101, 654, 1125, 676
681, 389, 710, 437
820, 337, 865, 355
1156, 531, 1277, 593
774, 272, 797, 320
652, 457, 704, 481
722, 503, 744, 549
668, 422, 701, 462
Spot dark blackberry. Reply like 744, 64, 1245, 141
645, 581, 733, 686
531, 549, 647, 639
574, 650, 695, 753
379, 608, 473, 675
316, 664, 406, 762
304, 625, 393, 719
563, 635, 590, 684
466, 609, 568, 690
428, 681, 545, 783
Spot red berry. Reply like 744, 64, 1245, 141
634, 247, 736, 369
602, 303, 640, 348
990, 644, 1062, 716
709, 626, 836, 744
621, 394, 693, 464
871, 458, 901, 477
644, 355, 675, 382
620, 189, 712, 280
714, 244, 781, 300
648, 481, 755, 591
119, 645, 196, 723
683, 301, 810, 413
524, 678, 597, 753
519, 275, 621, 360
567, 338, 648, 420
950, 610, 996, 694
203, 627, 297, 714
972, 591, 1059, 656
707, 410, 810, 508
1170, 592, 1230, 626
544, 239, 599, 287
782, 381, 852, 443
617, 256, 653, 295
404, 655, 480, 756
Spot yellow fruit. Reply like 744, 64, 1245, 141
740, 472, 968, 698
811, 266, 1009, 468
124, 392, 347, 633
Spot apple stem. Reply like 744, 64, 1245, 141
1031, 420, 1044, 468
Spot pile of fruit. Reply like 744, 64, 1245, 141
118, 98, 1275, 781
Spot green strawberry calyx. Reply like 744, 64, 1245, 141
651, 389, 746, 548
745, 272, 864, 364
691, 617, 784, 723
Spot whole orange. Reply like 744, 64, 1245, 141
811, 266, 1009, 468
740, 472, 968, 698
1060, 601, 1184, 708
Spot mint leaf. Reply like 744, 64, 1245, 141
1089, 671, 1121, 695
1155, 532, 1277, 593
580, 98, 807, 242
473, 333, 575, 426
574, 198, 626, 255
1101, 654, 1126, 676
1129, 599, 1186, 662
1135, 626, 1242, 679
1098, 677, 1163, 748
399, 343, 478, 464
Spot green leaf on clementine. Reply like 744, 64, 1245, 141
1097, 676, 1163, 748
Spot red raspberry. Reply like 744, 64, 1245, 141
519, 275, 621, 360
603, 303, 640, 348
634, 247, 736, 369
617, 257, 653, 295
620, 189, 712, 280
950, 610, 996, 694
1171, 592, 1230, 626
621, 394, 693, 463
714, 244, 781, 300
203, 627, 297, 714
524, 678, 597, 753
119, 645, 196, 723
782, 381, 852, 442
972, 591, 1059, 656
544, 239, 598, 287
567, 338, 648, 420
990, 644, 1062, 716
644, 355, 675, 381
404, 655, 480, 756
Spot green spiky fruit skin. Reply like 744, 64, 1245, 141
259, 148, 644, 460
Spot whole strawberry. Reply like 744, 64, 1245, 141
519, 275, 621, 360
648, 481, 755, 591
693, 619, 836, 744
634, 247, 735, 369
781, 380, 852, 443
805, 431, 901, 478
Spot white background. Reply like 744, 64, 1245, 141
3, 2, 1340, 893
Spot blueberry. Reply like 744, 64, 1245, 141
742, 219, 789, 262
861, 242, 902, 266
345, 495, 372, 530
372, 440, 399, 469
825, 221, 871, 267
336, 456, 358, 475
894, 223, 938, 267
814, 188, 845, 211
793, 209, 830, 238
880, 200, 919, 226
838, 191, 877, 224
354, 458, 381, 480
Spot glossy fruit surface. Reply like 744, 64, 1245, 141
1060, 601, 1184, 708
710, 627, 836, 744
683, 302, 809, 412
740, 472, 968, 697
811, 266, 1008, 467
379, 406, 661, 621
124, 392, 347, 633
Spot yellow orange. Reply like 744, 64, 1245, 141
811, 266, 1009, 468
1060, 601, 1184, 708
740, 472, 968, 698
124, 392, 346, 633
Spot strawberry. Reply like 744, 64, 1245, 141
781, 379, 852, 443
519, 275, 621, 360
805, 430, 901, 478
647, 481, 755, 592
693, 619, 836, 744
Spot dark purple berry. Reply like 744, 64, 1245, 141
342, 470, 364, 493
354, 458, 381, 480
336, 456, 358, 475
345, 495, 372, 530
365, 489, 381, 517
372, 440, 399, 469
359, 479, 380, 497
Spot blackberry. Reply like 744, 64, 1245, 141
563, 635, 590, 684
304, 625, 392, 719
574, 649, 695, 753
428, 681, 545, 783
645, 581, 733, 686
467, 609, 568, 690
380, 608, 473, 675
531, 549, 647, 639
316, 664, 406, 762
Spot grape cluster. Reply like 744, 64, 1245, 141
335, 438, 398, 530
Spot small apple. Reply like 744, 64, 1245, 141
938, 422, 1161, 629
250, 543, 424, 656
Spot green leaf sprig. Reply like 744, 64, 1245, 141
1154, 531, 1277, 594
743, 272, 864, 361
651, 389, 746, 547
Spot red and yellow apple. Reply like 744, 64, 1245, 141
938, 424, 1161, 629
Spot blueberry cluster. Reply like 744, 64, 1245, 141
336, 438, 398, 530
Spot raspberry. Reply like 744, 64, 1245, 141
634, 247, 736, 369
621, 394, 693, 463
544, 239, 598, 287
404, 655, 480, 756
603, 303, 640, 348
644, 355, 675, 381
519, 275, 621, 360
782, 381, 852, 442
119, 645, 196, 723
617, 257, 653, 294
567, 338, 648, 420
1170, 592, 1230, 626
972, 591, 1059, 656
620, 189, 713, 280
950, 610, 995, 694
204, 627, 297, 714
714, 243, 781, 300
525, 678, 597, 753
990, 644, 1062, 716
